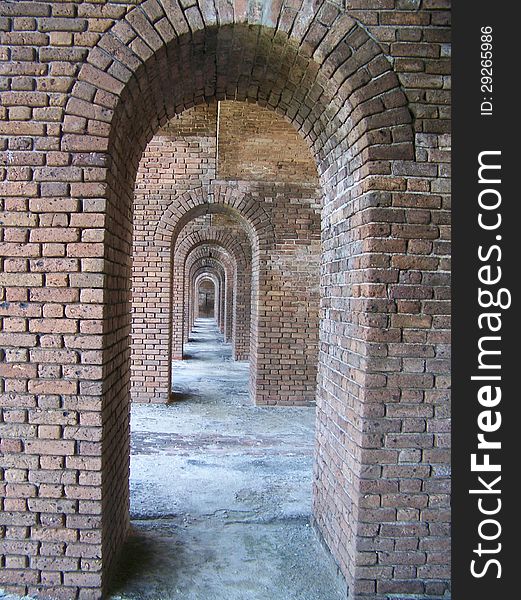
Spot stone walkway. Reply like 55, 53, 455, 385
109, 318, 347, 600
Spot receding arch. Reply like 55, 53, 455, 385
155, 185, 275, 250
176, 231, 252, 358
183, 243, 236, 342
58, 5, 422, 598
194, 274, 218, 319
190, 262, 225, 312
131, 187, 263, 401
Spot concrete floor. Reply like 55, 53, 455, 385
109, 318, 347, 600
0, 319, 347, 600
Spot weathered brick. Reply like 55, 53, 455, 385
0, 3, 450, 599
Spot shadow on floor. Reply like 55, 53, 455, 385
169, 391, 199, 403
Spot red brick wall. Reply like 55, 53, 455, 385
218, 101, 319, 183
0, 2, 451, 599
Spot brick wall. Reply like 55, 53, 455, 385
0, 2, 450, 599
218, 101, 319, 183
131, 106, 217, 399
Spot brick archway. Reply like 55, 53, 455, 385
0, 3, 451, 599
132, 186, 269, 403
180, 240, 250, 359
186, 252, 229, 343
190, 263, 225, 328
155, 185, 274, 251
183, 246, 233, 341
192, 272, 220, 322
172, 220, 252, 359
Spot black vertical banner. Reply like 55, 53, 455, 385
453, 2, 516, 599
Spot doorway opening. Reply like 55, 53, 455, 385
196, 278, 216, 319
130, 101, 321, 407
115, 99, 334, 596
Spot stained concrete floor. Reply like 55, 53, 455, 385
109, 318, 347, 600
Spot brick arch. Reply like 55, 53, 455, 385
180, 240, 237, 344
192, 269, 223, 307
155, 184, 275, 251
175, 223, 252, 347
191, 269, 223, 328
176, 237, 239, 349
136, 186, 273, 382
187, 256, 229, 333
165, 196, 256, 358
191, 263, 224, 288
132, 187, 261, 398
131, 187, 264, 401
194, 272, 219, 298
64, 4, 414, 191
184, 246, 235, 349
193, 272, 220, 321
177, 235, 252, 360
195, 274, 218, 289
47, 4, 443, 600
176, 228, 252, 269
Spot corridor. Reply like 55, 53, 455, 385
109, 319, 346, 599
